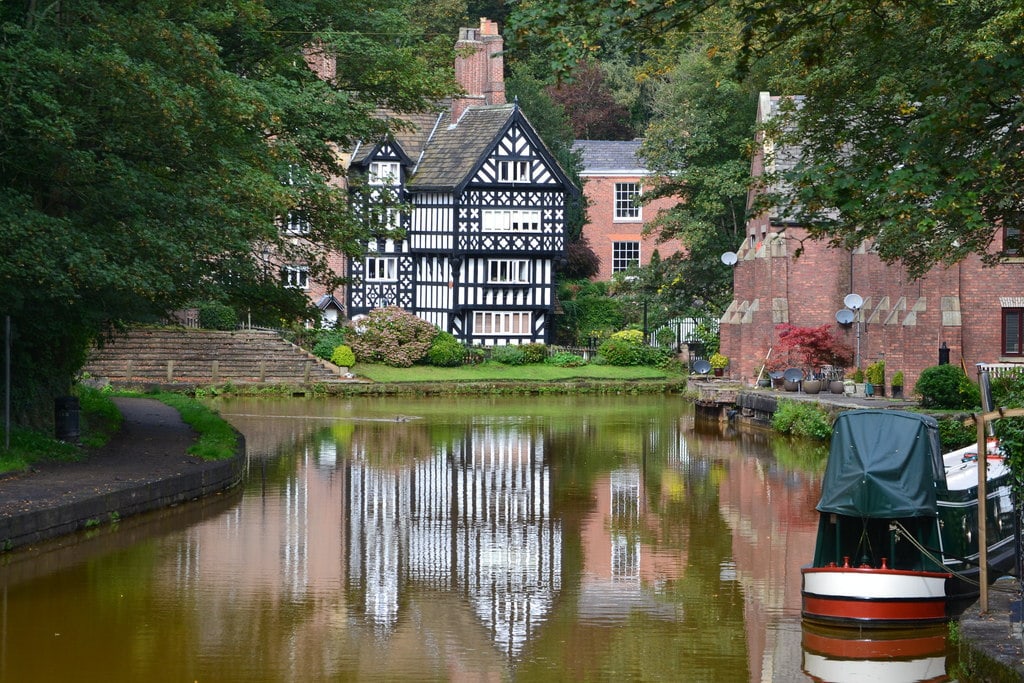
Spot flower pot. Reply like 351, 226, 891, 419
891, 385, 903, 399
784, 379, 800, 392
714, 368, 724, 377
803, 379, 822, 394
829, 380, 846, 394
757, 378, 771, 388
864, 381, 874, 397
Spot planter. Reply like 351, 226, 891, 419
803, 379, 822, 394
714, 368, 724, 377
757, 378, 771, 388
784, 379, 800, 392
829, 380, 846, 394
864, 381, 874, 397
891, 385, 904, 399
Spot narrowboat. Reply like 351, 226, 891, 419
801, 409, 1017, 627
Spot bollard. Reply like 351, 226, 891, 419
54, 396, 81, 443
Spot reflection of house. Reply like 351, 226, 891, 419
721, 91, 1024, 387
346, 426, 561, 655
573, 140, 683, 281
343, 20, 578, 345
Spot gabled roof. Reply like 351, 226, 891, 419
351, 110, 444, 168
409, 104, 516, 190
573, 140, 648, 175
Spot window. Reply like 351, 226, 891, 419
1004, 225, 1022, 256
614, 183, 641, 220
473, 311, 532, 335
285, 210, 310, 235
481, 209, 542, 232
365, 257, 397, 282
1004, 308, 1023, 356
369, 161, 401, 186
499, 160, 530, 183
282, 265, 309, 289
612, 241, 640, 272
488, 259, 531, 284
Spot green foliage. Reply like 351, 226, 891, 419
556, 280, 624, 345
197, 302, 238, 331
938, 418, 976, 452
991, 374, 1024, 502
0, 0, 453, 426
150, 393, 238, 461
311, 329, 349, 360
521, 344, 549, 364
851, 368, 865, 383
865, 361, 885, 387
330, 344, 356, 368
771, 400, 832, 440
597, 338, 644, 366
490, 345, 529, 366
546, 352, 588, 367
610, 329, 645, 345
891, 371, 904, 387
425, 332, 467, 367
914, 365, 981, 410
655, 327, 677, 348
346, 307, 438, 368
709, 352, 729, 369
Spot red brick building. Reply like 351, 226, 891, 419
720, 92, 1024, 390
573, 140, 683, 281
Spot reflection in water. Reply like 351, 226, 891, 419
801, 623, 950, 683
0, 396, 957, 681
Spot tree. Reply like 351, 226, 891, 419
637, 26, 758, 318
546, 60, 635, 140
0, 0, 453, 425
509, 0, 1024, 279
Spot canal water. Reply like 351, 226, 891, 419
0, 396, 956, 681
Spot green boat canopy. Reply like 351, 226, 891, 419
817, 410, 947, 518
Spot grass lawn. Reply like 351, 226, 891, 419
352, 361, 682, 383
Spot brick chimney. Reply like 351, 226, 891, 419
453, 18, 506, 121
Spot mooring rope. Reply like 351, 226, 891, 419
891, 520, 1019, 594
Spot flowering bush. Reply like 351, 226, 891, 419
345, 307, 437, 367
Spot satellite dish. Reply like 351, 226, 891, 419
693, 359, 712, 375
720, 252, 738, 266
843, 293, 864, 310
835, 309, 855, 325
768, 371, 785, 380
783, 368, 805, 382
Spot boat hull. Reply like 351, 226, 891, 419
802, 566, 951, 626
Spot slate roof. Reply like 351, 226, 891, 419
351, 109, 445, 167
409, 104, 516, 190
573, 140, 648, 175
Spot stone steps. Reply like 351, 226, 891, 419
82, 328, 349, 386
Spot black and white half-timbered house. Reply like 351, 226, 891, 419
345, 20, 579, 346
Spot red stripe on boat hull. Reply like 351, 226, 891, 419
802, 593, 947, 626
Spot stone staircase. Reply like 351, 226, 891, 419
82, 327, 351, 387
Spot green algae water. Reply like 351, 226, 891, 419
0, 396, 956, 681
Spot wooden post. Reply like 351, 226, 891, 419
212, 360, 219, 382
977, 412, 988, 613
166, 360, 174, 382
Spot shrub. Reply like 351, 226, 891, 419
330, 344, 356, 367
938, 417, 976, 451
597, 337, 644, 366
610, 329, 644, 346
915, 364, 981, 409
426, 332, 466, 367
546, 351, 587, 367
655, 327, 676, 349
521, 343, 548, 364
198, 302, 237, 331
865, 360, 885, 386
490, 344, 528, 365
345, 307, 437, 367
771, 399, 832, 440
891, 371, 904, 387
851, 368, 865, 382
311, 329, 348, 360
709, 352, 729, 369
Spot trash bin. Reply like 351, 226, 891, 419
55, 396, 80, 443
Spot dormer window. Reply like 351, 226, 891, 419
369, 161, 401, 186
499, 160, 530, 183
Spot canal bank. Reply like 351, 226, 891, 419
0, 397, 245, 552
